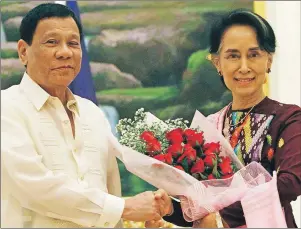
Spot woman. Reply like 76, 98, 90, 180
147, 8, 301, 228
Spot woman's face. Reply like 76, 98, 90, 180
213, 25, 273, 98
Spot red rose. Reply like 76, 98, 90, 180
177, 154, 186, 164
153, 154, 165, 162
177, 145, 196, 164
207, 174, 216, 180
140, 131, 156, 142
183, 129, 196, 141
203, 154, 216, 167
183, 143, 192, 151
146, 139, 161, 155
222, 173, 233, 179
187, 132, 204, 147
191, 159, 205, 173
185, 146, 197, 163
166, 128, 183, 144
220, 156, 231, 164
203, 142, 221, 155
174, 165, 185, 171
165, 153, 173, 165
219, 156, 233, 175
167, 144, 183, 157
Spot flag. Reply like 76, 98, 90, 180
65, 1, 98, 104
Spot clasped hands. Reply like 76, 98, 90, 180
145, 189, 173, 228
122, 189, 173, 228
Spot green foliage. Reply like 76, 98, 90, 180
187, 49, 209, 73
154, 104, 193, 121
0, 1, 21, 7
78, 2, 134, 13
1, 3, 28, 22
1, 49, 18, 59
98, 86, 178, 99
179, 50, 231, 110
89, 39, 186, 87
3, 23, 21, 42
80, 1, 252, 36
1, 71, 22, 89
181, 158, 189, 173
93, 73, 107, 91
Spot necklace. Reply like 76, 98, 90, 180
225, 102, 256, 127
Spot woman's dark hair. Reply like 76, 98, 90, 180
209, 9, 276, 87
19, 3, 83, 45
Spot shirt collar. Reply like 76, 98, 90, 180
20, 72, 79, 115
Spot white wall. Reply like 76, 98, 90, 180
266, 1, 301, 106
266, 1, 301, 227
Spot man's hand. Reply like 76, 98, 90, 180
121, 191, 162, 222
153, 189, 173, 216
144, 189, 173, 228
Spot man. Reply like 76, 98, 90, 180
1, 3, 170, 228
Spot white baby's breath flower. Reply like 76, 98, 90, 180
116, 108, 190, 153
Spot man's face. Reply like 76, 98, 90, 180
18, 17, 82, 90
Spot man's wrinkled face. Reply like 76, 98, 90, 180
18, 17, 82, 89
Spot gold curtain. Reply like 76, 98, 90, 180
254, 1, 270, 96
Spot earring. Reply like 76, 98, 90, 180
218, 71, 222, 76
267, 68, 271, 73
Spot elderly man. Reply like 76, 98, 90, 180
1, 3, 170, 228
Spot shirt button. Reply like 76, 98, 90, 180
63, 120, 69, 125
78, 175, 84, 181
104, 222, 110, 227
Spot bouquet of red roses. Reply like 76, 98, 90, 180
140, 128, 236, 181
117, 108, 237, 181
112, 109, 286, 227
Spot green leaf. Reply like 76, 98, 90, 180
199, 146, 204, 157
199, 173, 207, 180
205, 166, 213, 174
231, 163, 239, 173
215, 171, 221, 179
182, 158, 189, 173
196, 148, 203, 158
212, 159, 218, 177
192, 173, 200, 180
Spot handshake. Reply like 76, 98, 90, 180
121, 189, 173, 227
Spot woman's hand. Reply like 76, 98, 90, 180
145, 189, 174, 228
153, 189, 173, 216
195, 212, 229, 228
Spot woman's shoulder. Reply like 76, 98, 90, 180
264, 98, 301, 132
253, 97, 299, 115
266, 97, 301, 119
